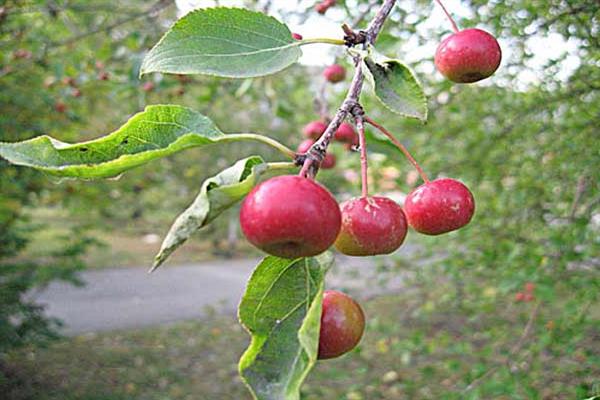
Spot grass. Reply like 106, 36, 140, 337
3, 287, 599, 400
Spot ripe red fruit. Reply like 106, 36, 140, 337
334, 122, 356, 143
98, 71, 110, 81
297, 139, 336, 170
335, 196, 408, 256
523, 293, 535, 302
318, 290, 365, 360
142, 81, 155, 92
515, 292, 525, 302
240, 175, 341, 259
315, 0, 336, 14
303, 120, 328, 139
404, 178, 475, 235
524, 282, 535, 293
435, 28, 501, 83
292, 33, 303, 40
54, 101, 67, 113
324, 64, 346, 83
71, 88, 82, 98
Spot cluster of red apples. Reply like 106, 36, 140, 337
238, 0, 501, 360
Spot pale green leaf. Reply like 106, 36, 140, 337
0, 105, 272, 179
363, 55, 428, 122
141, 7, 302, 78
239, 253, 333, 400
152, 156, 267, 271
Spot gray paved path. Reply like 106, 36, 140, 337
31, 250, 413, 335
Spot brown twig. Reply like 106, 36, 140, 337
298, 0, 397, 178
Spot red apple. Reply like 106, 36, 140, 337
524, 282, 535, 293
318, 290, 365, 360
404, 178, 475, 235
324, 64, 346, 83
142, 81, 155, 92
303, 120, 328, 139
334, 122, 356, 143
435, 28, 501, 83
515, 292, 525, 302
315, 0, 336, 14
54, 101, 67, 113
240, 175, 341, 259
335, 196, 408, 256
297, 139, 335, 169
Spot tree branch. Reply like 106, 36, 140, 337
299, 0, 397, 177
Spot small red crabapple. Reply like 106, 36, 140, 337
334, 122, 356, 144
404, 178, 475, 235
54, 101, 67, 113
324, 64, 346, 83
524, 282, 535, 293
435, 28, 501, 83
303, 120, 328, 139
142, 81, 155, 92
515, 292, 525, 302
240, 175, 341, 259
318, 290, 365, 360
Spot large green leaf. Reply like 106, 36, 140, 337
239, 254, 333, 400
0, 105, 277, 179
152, 156, 268, 271
140, 7, 302, 78
363, 55, 428, 122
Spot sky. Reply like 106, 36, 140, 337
174, 0, 581, 86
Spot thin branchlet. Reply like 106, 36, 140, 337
298, 0, 397, 178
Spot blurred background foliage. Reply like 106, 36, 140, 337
0, 0, 598, 398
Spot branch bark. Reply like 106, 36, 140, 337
299, 0, 397, 178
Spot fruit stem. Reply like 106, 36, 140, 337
364, 116, 430, 183
227, 133, 296, 159
434, 0, 460, 33
299, 37, 346, 46
356, 116, 369, 198
266, 162, 298, 171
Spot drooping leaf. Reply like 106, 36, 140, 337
140, 7, 302, 78
152, 156, 268, 271
363, 55, 428, 122
239, 253, 333, 400
0, 105, 264, 179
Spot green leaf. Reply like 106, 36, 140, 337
140, 7, 302, 78
239, 254, 333, 400
0, 105, 276, 179
363, 55, 428, 122
152, 156, 268, 271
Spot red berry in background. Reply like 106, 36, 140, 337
62, 76, 77, 87
70, 88, 82, 98
292, 33, 303, 40
142, 81, 155, 92
404, 178, 475, 235
303, 120, 328, 139
318, 290, 365, 360
13, 49, 32, 59
334, 122, 356, 143
324, 64, 346, 83
240, 175, 341, 259
315, 0, 336, 14
54, 101, 67, 113
297, 139, 336, 169
523, 293, 535, 302
98, 71, 110, 81
524, 282, 535, 293
515, 292, 525, 302
435, 28, 501, 83
335, 196, 408, 256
